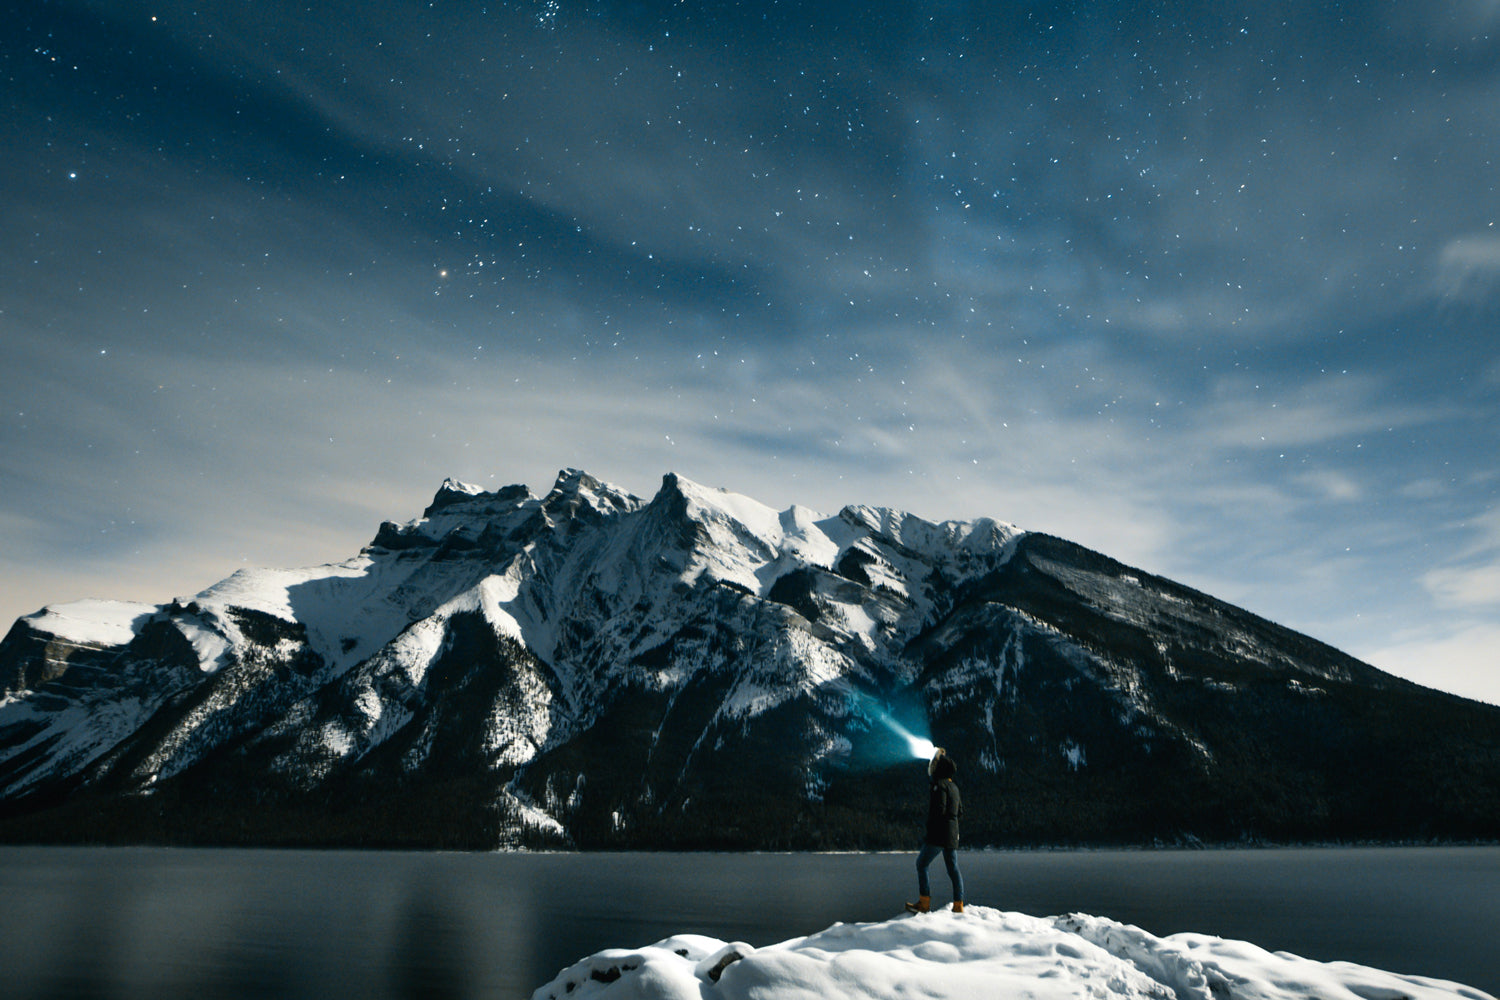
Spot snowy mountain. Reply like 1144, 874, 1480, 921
2, 469, 1498, 848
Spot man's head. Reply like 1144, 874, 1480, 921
928, 747, 956, 779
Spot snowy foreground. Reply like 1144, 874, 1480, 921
533, 907, 1494, 1000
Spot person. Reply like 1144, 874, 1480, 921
906, 747, 964, 914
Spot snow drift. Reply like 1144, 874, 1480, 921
532, 907, 1495, 1000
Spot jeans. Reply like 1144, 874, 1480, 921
916, 843, 963, 902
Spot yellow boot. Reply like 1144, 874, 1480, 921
904, 895, 931, 914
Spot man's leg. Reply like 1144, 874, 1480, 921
942, 847, 964, 903
915, 844, 941, 898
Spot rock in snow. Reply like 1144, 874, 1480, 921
532, 907, 1495, 1000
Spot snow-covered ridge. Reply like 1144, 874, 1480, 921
533, 907, 1495, 1000
19, 470, 1020, 670
20, 599, 157, 649
0, 469, 1027, 800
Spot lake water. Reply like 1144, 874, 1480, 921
0, 846, 1494, 1000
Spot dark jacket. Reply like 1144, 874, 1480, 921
924, 757, 962, 848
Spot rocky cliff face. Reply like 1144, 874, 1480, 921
2, 470, 1497, 848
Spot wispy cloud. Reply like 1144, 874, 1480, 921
1435, 234, 1500, 303
1392, 0, 1500, 46
1419, 508, 1500, 610
1199, 374, 1445, 451
1290, 470, 1364, 503
1423, 563, 1500, 608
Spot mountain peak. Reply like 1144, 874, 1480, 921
654, 471, 786, 533
549, 467, 600, 493
426, 476, 488, 511
541, 468, 639, 522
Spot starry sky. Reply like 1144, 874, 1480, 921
4, 1, 1499, 703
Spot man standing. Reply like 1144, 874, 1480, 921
906, 747, 964, 914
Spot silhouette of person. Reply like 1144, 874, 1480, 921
906, 747, 964, 913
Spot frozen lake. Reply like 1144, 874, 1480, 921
0, 846, 1494, 999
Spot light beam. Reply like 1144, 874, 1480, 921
868, 706, 935, 760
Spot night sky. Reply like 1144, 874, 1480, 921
5, 1, 1498, 703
